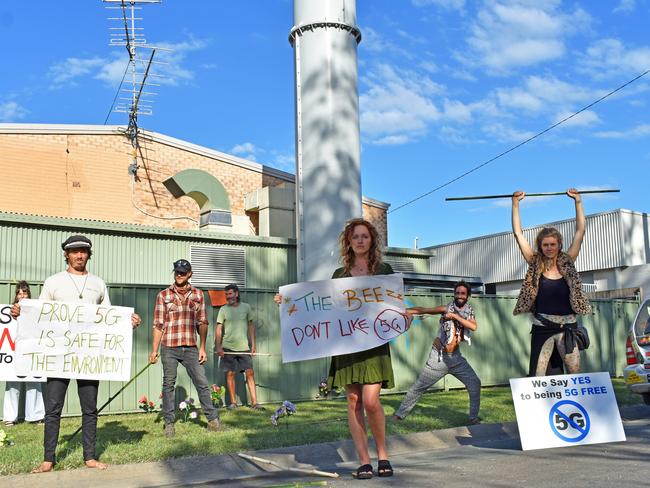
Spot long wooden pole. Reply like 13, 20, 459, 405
66, 362, 153, 443
238, 452, 339, 478
214, 352, 273, 356
446, 189, 620, 201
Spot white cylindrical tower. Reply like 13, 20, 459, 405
290, 0, 362, 282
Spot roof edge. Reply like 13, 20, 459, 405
0, 210, 296, 247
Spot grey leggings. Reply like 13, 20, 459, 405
396, 348, 481, 420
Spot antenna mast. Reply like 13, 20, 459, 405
104, 0, 171, 178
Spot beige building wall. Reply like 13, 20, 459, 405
0, 125, 389, 242
0, 126, 287, 231
363, 197, 389, 248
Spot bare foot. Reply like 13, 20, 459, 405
31, 461, 54, 474
85, 459, 108, 470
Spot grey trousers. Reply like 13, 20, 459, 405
396, 348, 481, 420
161, 346, 220, 425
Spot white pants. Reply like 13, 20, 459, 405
3, 381, 45, 422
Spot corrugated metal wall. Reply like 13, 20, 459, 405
384, 249, 433, 274
429, 209, 648, 283
1, 282, 638, 417
0, 216, 296, 290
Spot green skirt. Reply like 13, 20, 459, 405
327, 344, 394, 390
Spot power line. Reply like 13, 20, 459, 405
103, 61, 130, 125
389, 68, 650, 214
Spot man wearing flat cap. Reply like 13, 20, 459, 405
11, 234, 142, 473
149, 259, 223, 437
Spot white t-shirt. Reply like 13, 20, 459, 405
39, 271, 110, 305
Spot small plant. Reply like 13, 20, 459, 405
178, 398, 198, 423
138, 394, 156, 413
210, 384, 224, 407
270, 400, 297, 428
0, 429, 15, 448
316, 378, 339, 398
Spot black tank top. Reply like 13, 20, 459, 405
535, 274, 572, 315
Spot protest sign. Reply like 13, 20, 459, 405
14, 299, 133, 381
510, 372, 625, 450
0, 304, 45, 382
278, 274, 408, 363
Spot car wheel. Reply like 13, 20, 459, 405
643, 393, 650, 406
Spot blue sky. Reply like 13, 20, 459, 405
1, 1, 649, 248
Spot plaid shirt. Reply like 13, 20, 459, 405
153, 283, 208, 347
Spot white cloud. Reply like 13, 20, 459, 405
419, 61, 438, 73
48, 57, 106, 88
461, 2, 591, 73
230, 142, 258, 160
579, 38, 650, 79
360, 64, 444, 143
373, 135, 412, 145
46, 35, 209, 90
95, 56, 130, 86
552, 110, 600, 128
154, 36, 209, 85
272, 153, 294, 171
495, 76, 602, 116
613, 0, 636, 13
439, 125, 481, 144
594, 124, 650, 139
361, 27, 413, 60
482, 122, 535, 143
442, 99, 473, 123
491, 195, 553, 209
412, 0, 465, 9
0, 101, 28, 121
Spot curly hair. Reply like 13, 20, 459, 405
534, 227, 564, 271
339, 218, 383, 275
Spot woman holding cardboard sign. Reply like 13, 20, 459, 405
3, 281, 45, 426
275, 218, 401, 480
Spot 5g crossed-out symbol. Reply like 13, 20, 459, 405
553, 411, 585, 430
548, 400, 591, 443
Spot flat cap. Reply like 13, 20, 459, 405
61, 234, 92, 251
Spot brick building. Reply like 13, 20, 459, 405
0, 124, 389, 245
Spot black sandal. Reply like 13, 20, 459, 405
353, 463, 373, 479
377, 459, 393, 477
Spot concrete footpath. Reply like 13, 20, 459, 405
4, 405, 649, 488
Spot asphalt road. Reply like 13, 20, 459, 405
202, 418, 649, 488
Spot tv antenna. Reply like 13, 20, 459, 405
104, 0, 171, 179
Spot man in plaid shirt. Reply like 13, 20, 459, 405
149, 259, 222, 437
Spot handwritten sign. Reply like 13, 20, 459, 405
0, 304, 45, 382
14, 299, 133, 381
279, 274, 407, 363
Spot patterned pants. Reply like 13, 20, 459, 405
534, 332, 580, 376
396, 349, 481, 420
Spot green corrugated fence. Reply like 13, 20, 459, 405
0, 281, 639, 418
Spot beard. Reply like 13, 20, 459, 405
454, 298, 466, 308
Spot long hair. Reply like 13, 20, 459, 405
534, 227, 564, 271
14, 280, 31, 304
339, 218, 383, 275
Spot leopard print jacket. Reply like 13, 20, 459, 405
513, 251, 591, 316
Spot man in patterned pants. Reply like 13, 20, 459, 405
395, 281, 481, 425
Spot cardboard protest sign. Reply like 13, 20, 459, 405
279, 274, 408, 363
14, 299, 133, 381
0, 304, 45, 382
510, 372, 625, 450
